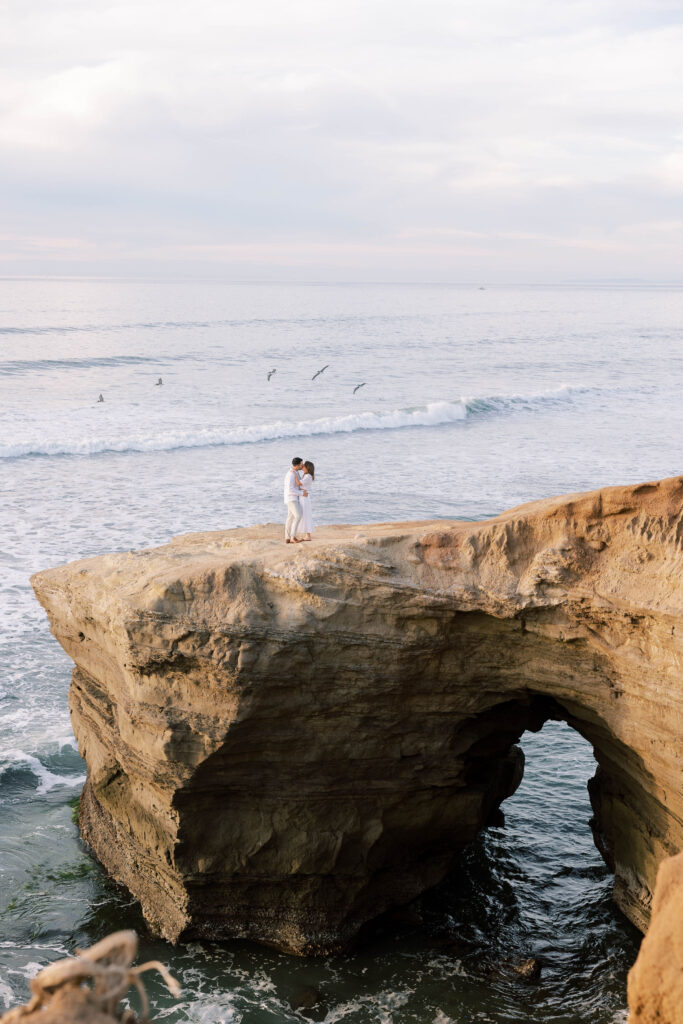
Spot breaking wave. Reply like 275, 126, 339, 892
0, 385, 598, 460
0, 750, 85, 795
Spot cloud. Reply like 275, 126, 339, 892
1, 0, 683, 279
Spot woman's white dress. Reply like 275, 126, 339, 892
298, 474, 314, 535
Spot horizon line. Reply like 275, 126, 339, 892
2, 275, 683, 288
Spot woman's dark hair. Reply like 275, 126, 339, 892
304, 460, 315, 480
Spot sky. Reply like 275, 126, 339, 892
1, 0, 683, 282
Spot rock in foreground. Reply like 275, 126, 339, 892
0, 931, 179, 1023
31, 477, 683, 953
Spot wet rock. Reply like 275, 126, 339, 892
288, 986, 326, 1020
289, 985, 319, 1009
31, 475, 683, 953
511, 957, 542, 982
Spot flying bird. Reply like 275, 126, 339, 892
353, 383, 366, 394
156, 377, 163, 385
311, 364, 329, 381
267, 369, 277, 381
97, 394, 104, 403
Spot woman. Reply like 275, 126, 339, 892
297, 461, 315, 541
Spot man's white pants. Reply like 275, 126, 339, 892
285, 500, 302, 540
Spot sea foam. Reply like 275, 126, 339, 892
0, 750, 85, 795
0, 385, 595, 460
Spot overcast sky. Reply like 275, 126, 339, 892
2, 0, 683, 281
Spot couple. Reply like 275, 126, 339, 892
284, 457, 315, 543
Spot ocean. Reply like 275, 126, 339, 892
1, 279, 681, 1023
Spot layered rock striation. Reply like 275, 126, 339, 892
31, 477, 683, 953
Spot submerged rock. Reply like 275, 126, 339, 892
289, 986, 321, 1011
31, 476, 683, 954
510, 957, 542, 982
288, 986, 327, 1019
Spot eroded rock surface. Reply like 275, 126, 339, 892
628, 851, 683, 1024
31, 477, 683, 953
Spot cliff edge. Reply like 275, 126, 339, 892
628, 851, 683, 1024
31, 476, 683, 953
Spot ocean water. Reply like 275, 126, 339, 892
1, 279, 681, 1023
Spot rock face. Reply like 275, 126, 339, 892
628, 851, 683, 1024
31, 476, 683, 954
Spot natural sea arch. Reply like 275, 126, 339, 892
163, 628, 655, 953
31, 476, 683, 952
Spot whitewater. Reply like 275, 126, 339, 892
1, 279, 682, 1024
0, 385, 613, 460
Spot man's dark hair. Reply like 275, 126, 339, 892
292, 457, 303, 466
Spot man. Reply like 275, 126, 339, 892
284, 457, 304, 543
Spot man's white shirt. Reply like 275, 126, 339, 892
284, 469, 301, 505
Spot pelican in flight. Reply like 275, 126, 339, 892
267, 369, 277, 381
312, 365, 329, 381
353, 383, 366, 394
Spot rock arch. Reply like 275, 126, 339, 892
32, 476, 683, 953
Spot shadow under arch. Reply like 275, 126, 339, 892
443, 682, 657, 922
421, 684, 647, 868
170, 674, 654, 952
167, 586, 673, 954
450, 691, 624, 860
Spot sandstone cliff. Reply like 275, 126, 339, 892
628, 851, 683, 1024
31, 476, 683, 953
